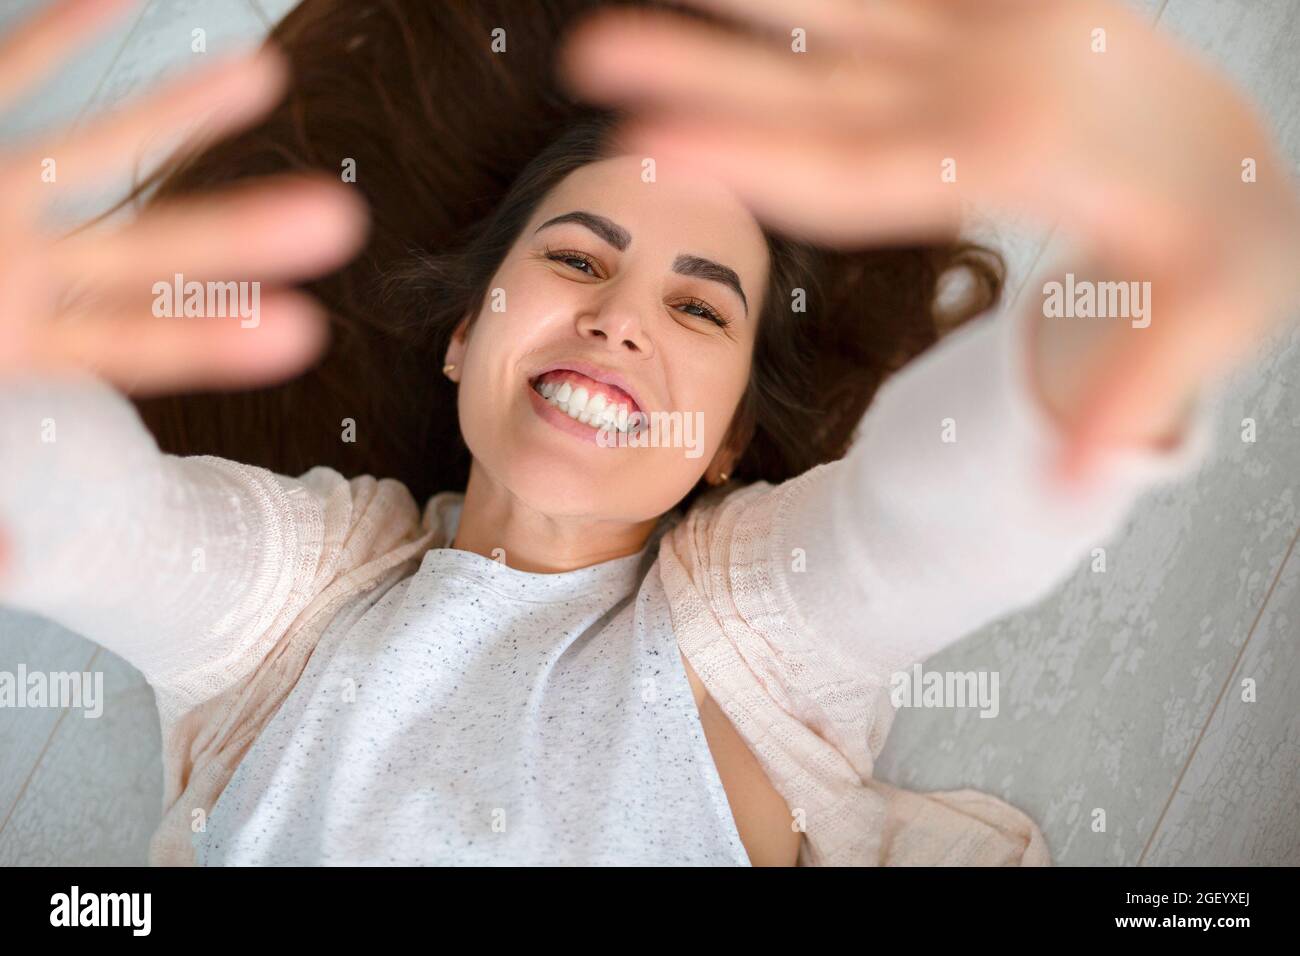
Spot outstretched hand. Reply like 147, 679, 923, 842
558, 0, 1300, 480
0, 0, 369, 395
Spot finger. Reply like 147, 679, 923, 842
569, 0, 947, 54
617, 112, 963, 248
0, 0, 139, 110
558, 6, 921, 128
28, 288, 332, 395
51, 174, 370, 290
6, 45, 288, 204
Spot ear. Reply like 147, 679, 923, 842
443, 314, 471, 381
705, 402, 754, 486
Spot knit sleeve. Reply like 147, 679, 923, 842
0, 371, 425, 713
769, 297, 1215, 691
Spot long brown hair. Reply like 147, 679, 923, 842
116, 0, 1003, 509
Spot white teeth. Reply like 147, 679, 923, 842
533, 376, 637, 433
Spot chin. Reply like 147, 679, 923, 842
499, 446, 685, 524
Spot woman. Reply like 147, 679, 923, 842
0, 0, 1295, 866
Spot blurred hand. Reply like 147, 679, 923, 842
0, 0, 368, 395
558, 0, 1300, 479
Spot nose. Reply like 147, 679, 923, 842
575, 304, 653, 357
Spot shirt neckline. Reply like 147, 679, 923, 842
415, 491, 658, 605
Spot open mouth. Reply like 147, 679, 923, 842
528, 367, 644, 435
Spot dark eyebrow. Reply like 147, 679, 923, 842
534, 210, 750, 317
670, 253, 748, 317
535, 211, 630, 251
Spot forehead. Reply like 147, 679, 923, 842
532, 153, 770, 288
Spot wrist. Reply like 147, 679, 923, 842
1025, 281, 1199, 453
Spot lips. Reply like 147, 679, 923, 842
527, 361, 644, 417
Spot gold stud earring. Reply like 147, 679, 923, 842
718, 471, 730, 483
443, 363, 456, 378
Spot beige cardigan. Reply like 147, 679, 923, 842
0, 302, 1212, 866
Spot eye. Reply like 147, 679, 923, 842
544, 247, 600, 277
675, 296, 729, 328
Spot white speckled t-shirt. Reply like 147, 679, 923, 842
194, 498, 751, 866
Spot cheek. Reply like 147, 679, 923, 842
452, 316, 516, 464
669, 341, 752, 449
459, 272, 563, 396
451, 292, 572, 470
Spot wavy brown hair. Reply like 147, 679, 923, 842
114, 0, 1004, 509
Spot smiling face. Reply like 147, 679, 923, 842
444, 153, 771, 524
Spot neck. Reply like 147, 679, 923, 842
451, 461, 659, 573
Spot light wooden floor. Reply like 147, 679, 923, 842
1, 0, 1296, 865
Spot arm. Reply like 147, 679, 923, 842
770, 288, 1214, 683
0, 370, 423, 712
